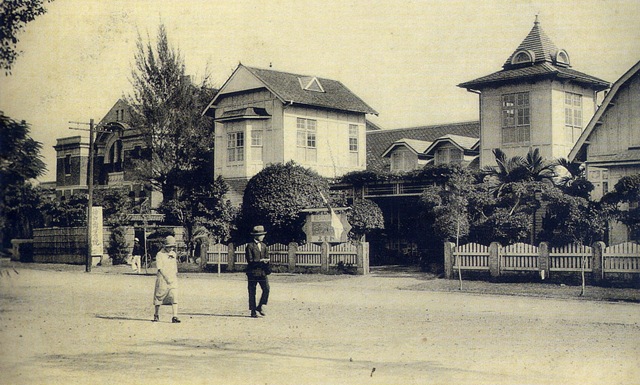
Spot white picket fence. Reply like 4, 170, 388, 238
604, 242, 640, 273
501, 242, 539, 271
451, 243, 490, 270
550, 244, 592, 272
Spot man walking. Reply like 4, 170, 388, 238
245, 225, 270, 318
131, 238, 143, 273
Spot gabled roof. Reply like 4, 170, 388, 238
366, 121, 479, 172
423, 134, 479, 155
204, 64, 378, 116
569, 60, 640, 162
458, 20, 609, 91
381, 139, 433, 158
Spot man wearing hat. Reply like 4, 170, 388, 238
153, 235, 180, 323
245, 225, 270, 318
131, 237, 143, 273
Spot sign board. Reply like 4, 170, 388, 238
90, 206, 103, 256
302, 208, 351, 243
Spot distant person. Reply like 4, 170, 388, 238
131, 238, 143, 274
245, 225, 270, 318
153, 236, 180, 323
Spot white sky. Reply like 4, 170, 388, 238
1, 0, 639, 181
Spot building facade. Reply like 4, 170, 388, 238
458, 18, 610, 168
202, 64, 378, 203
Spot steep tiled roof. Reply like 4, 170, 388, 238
366, 121, 479, 172
458, 62, 609, 90
381, 139, 433, 157
244, 66, 378, 115
503, 19, 558, 68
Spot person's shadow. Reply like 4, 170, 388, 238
181, 312, 250, 318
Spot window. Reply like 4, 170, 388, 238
251, 130, 263, 161
512, 50, 534, 65
501, 92, 530, 145
390, 150, 415, 172
565, 92, 583, 143
64, 154, 71, 175
348, 124, 358, 166
296, 118, 317, 162
435, 147, 463, 165
227, 132, 244, 162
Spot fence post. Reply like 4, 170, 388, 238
288, 242, 297, 272
443, 242, 455, 279
538, 242, 550, 280
489, 242, 500, 278
199, 241, 208, 270
321, 242, 329, 273
592, 241, 605, 285
228, 242, 236, 272
356, 241, 369, 275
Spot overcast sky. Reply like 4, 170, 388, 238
1, 0, 639, 182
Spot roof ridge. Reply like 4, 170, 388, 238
367, 120, 479, 134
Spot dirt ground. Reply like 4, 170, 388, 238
1, 261, 639, 385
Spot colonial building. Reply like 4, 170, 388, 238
458, 18, 610, 168
54, 99, 157, 208
569, 60, 640, 243
202, 64, 378, 203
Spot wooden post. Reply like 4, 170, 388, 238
227, 242, 235, 272
489, 242, 500, 278
86, 119, 94, 272
321, 242, 329, 273
444, 242, 455, 279
592, 241, 605, 285
538, 242, 550, 280
288, 242, 297, 272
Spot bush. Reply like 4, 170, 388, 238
108, 225, 130, 265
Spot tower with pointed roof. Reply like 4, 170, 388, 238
458, 17, 610, 168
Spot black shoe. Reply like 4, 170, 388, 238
257, 307, 266, 316
172, 317, 181, 323
251, 311, 258, 318
153, 314, 159, 322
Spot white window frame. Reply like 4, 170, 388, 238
227, 131, 244, 163
297, 118, 317, 162
501, 92, 530, 145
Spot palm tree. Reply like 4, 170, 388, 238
482, 148, 555, 197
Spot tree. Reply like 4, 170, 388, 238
554, 158, 594, 199
346, 199, 384, 241
127, 24, 216, 203
159, 175, 236, 259
0, 112, 47, 247
241, 161, 330, 244
602, 174, 640, 241
0, 0, 54, 74
482, 148, 555, 197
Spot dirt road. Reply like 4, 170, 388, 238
1, 265, 639, 385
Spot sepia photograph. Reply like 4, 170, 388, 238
1, 1, 639, 384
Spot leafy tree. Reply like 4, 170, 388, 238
93, 188, 132, 227
2, 183, 46, 242
0, 0, 54, 74
482, 148, 555, 197
160, 175, 236, 258
107, 225, 129, 265
127, 24, 216, 203
0, 112, 47, 247
40, 192, 87, 227
241, 161, 330, 244
603, 174, 640, 241
347, 199, 384, 241
554, 158, 594, 199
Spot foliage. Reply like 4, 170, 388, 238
0, 113, 47, 246
159, 175, 236, 256
40, 192, 88, 227
107, 225, 130, 265
482, 148, 555, 197
127, 24, 216, 203
337, 170, 391, 186
93, 188, 132, 227
539, 187, 611, 247
0, 0, 54, 74
554, 158, 594, 199
347, 199, 384, 240
602, 174, 640, 239
240, 161, 330, 244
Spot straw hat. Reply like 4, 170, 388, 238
250, 225, 267, 235
164, 235, 177, 247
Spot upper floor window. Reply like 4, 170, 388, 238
435, 147, 463, 165
348, 124, 359, 152
297, 118, 317, 162
565, 92, 583, 128
227, 131, 244, 162
390, 150, 415, 172
501, 92, 530, 145
64, 154, 71, 175
512, 50, 534, 65
251, 129, 263, 161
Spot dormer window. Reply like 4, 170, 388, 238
554, 49, 570, 67
298, 76, 325, 92
511, 50, 535, 65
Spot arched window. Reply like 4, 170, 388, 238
555, 50, 570, 66
511, 50, 534, 65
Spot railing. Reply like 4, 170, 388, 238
501, 243, 539, 271
604, 242, 640, 273
445, 241, 640, 283
205, 241, 369, 274
452, 243, 490, 271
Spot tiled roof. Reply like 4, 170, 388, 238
458, 62, 609, 90
366, 121, 479, 172
503, 20, 558, 68
587, 149, 640, 165
244, 66, 378, 115
381, 138, 433, 157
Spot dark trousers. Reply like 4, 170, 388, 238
247, 276, 269, 311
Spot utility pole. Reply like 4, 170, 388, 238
69, 119, 102, 272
